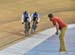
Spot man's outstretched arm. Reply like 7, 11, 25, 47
52, 21, 59, 35
55, 23, 59, 35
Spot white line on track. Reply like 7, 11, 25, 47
0, 24, 75, 55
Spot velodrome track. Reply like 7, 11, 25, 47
0, 24, 75, 55
0, 0, 75, 55
0, 0, 75, 49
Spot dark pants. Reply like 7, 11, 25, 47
32, 21, 38, 32
24, 22, 30, 33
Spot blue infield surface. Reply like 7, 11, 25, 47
25, 28, 75, 55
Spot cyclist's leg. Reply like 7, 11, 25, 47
34, 21, 38, 30
32, 21, 37, 32
26, 22, 29, 33
27, 22, 30, 34
24, 22, 28, 33
32, 21, 35, 32
24, 22, 27, 34
28, 22, 30, 30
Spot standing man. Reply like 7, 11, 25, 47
31, 12, 40, 32
48, 13, 67, 53
21, 11, 31, 34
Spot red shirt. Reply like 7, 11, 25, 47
51, 16, 67, 29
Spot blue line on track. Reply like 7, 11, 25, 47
25, 28, 75, 55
